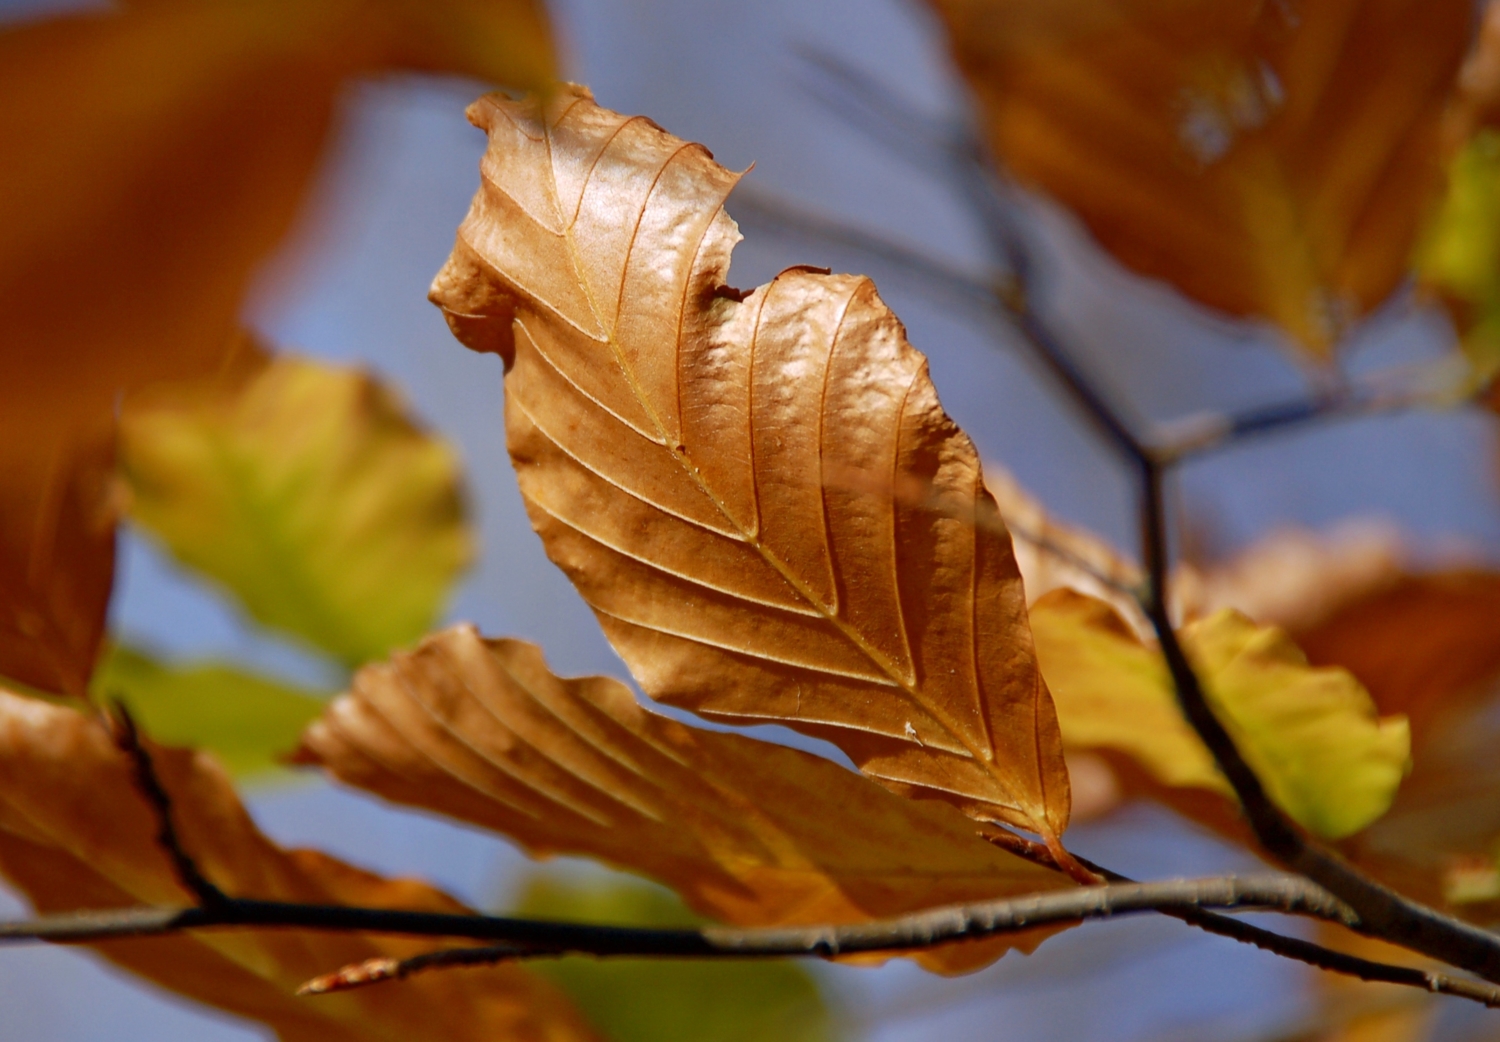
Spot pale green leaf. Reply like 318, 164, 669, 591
1032, 591, 1411, 839
90, 644, 327, 779
1416, 127, 1500, 385
120, 354, 475, 668
516, 876, 839, 1042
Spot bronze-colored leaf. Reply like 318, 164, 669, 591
1173, 521, 1405, 634
1338, 672, 1500, 916
927, 0, 1472, 357
297, 626, 1076, 974
1292, 571, 1500, 916
0, 5, 340, 694
428, 86, 1070, 840
0, 686, 599, 1042
1294, 571, 1500, 731
0, 421, 117, 696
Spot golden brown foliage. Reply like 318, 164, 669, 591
0, 0, 551, 697
297, 626, 1075, 974
429, 86, 1072, 843
0, 687, 597, 1042
928, 0, 1472, 356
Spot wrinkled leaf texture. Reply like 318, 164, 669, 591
297, 627, 1075, 975
429, 85, 1071, 841
0, 688, 598, 1042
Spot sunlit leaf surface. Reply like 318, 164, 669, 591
1032, 590, 1410, 839
297, 626, 1076, 975
429, 85, 1070, 839
0, 687, 600, 1042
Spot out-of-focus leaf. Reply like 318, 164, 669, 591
1338, 678, 1500, 913
1173, 521, 1405, 634
0, 0, 553, 697
984, 464, 1148, 637
1294, 571, 1500, 732
927, 0, 1472, 358
429, 86, 1071, 842
1415, 127, 1500, 386
0, 687, 600, 1042
297, 626, 1076, 975
120, 353, 474, 668
90, 643, 328, 779
517, 877, 839, 1042
0, 6, 342, 694
1296, 573, 1500, 918
0, 422, 117, 697
1032, 590, 1410, 840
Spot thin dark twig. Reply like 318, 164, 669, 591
732, 187, 1475, 465
1136, 473, 1500, 983
107, 701, 228, 908
0, 875, 1361, 948
983, 832, 1500, 1008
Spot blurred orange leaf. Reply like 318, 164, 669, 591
984, 464, 1148, 636
1294, 571, 1500, 730
296, 626, 1076, 975
0, 686, 599, 1042
0, 0, 553, 696
429, 85, 1071, 841
928, 0, 1472, 357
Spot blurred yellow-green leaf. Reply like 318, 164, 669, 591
120, 353, 475, 669
91, 644, 327, 779
1416, 127, 1500, 386
516, 877, 840, 1042
1033, 590, 1411, 840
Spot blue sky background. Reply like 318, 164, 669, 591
3, 0, 1499, 1038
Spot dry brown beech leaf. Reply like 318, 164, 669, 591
0, 688, 599, 1042
927, 0, 1473, 357
428, 85, 1071, 842
296, 626, 1076, 974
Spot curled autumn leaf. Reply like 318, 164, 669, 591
1032, 589, 1411, 841
428, 85, 1071, 843
928, 0, 1473, 357
0, 687, 599, 1042
120, 350, 475, 669
296, 626, 1075, 975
